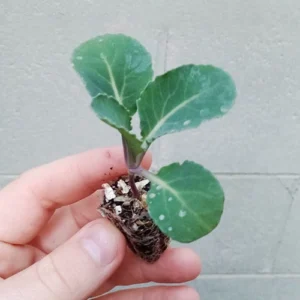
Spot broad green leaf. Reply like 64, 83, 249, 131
91, 95, 144, 164
144, 161, 224, 243
91, 94, 132, 131
138, 65, 236, 146
72, 34, 153, 115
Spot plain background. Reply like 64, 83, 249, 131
1, 1, 300, 299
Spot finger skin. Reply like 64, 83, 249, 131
95, 247, 202, 294
97, 286, 200, 300
0, 147, 151, 244
31, 192, 102, 253
113, 247, 202, 285
0, 242, 45, 279
0, 219, 126, 300
1, 244, 201, 291
0, 193, 102, 279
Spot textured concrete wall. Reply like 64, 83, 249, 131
1, 1, 300, 299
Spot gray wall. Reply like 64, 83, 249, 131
1, 1, 300, 299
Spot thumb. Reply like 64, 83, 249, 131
0, 219, 126, 300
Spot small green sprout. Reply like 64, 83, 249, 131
72, 34, 236, 243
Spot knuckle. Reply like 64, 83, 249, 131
35, 255, 73, 299
0, 245, 11, 278
0, 259, 13, 279
0, 242, 31, 279
19, 169, 59, 211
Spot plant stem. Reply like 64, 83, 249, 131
129, 167, 157, 201
130, 166, 150, 177
122, 135, 141, 200
121, 135, 145, 169
129, 172, 141, 200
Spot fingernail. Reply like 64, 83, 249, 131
81, 223, 118, 266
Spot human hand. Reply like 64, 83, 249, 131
0, 147, 201, 300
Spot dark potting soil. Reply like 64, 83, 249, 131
99, 175, 170, 263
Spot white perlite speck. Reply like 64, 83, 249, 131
76, 56, 83, 60
102, 183, 116, 200
156, 185, 162, 190
168, 197, 173, 202
135, 179, 150, 191
183, 120, 191, 126
117, 179, 130, 194
149, 193, 156, 199
159, 215, 165, 220
132, 223, 138, 231
141, 194, 147, 203
114, 196, 130, 203
168, 227, 173, 231
114, 205, 122, 215
179, 210, 187, 217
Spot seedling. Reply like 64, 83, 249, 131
72, 34, 236, 262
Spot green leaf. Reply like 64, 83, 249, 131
72, 34, 153, 115
121, 130, 145, 168
91, 95, 144, 165
144, 161, 224, 243
138, 65, 236, 146
91, 94, 132, 131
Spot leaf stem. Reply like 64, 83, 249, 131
122, 135, 142, 200
129, 172, 141, 200
129, 166, 150, 177
129, 167, 156, 183
122, 135, 145, 169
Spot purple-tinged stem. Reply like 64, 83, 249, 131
129, 173, 141, 200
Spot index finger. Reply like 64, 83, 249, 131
0, 147, 151, 244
